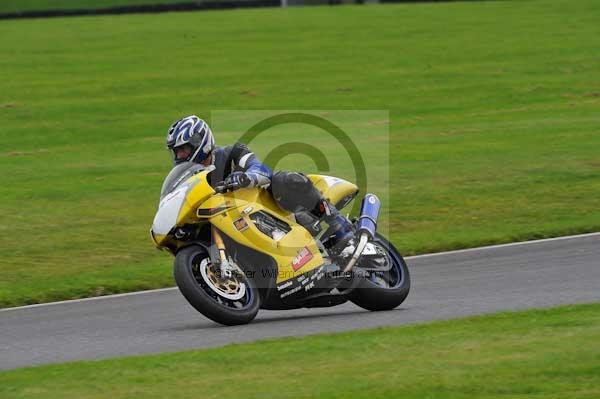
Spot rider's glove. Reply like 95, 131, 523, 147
223, 172, 252, 190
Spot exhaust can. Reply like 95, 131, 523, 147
357, 194, 380, 239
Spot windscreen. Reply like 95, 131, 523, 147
160, 162, 206, 200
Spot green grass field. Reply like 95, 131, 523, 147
1, 303, 599, 398
1, 0, 599, 307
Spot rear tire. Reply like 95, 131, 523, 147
348, 234, 410, 311
174, 245, 260, 326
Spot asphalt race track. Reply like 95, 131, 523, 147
1, 233, 599, 370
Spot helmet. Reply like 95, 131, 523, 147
166, 115, 215, 164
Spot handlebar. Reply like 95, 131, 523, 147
214, 181, 240, 194
214, 174, 251, 193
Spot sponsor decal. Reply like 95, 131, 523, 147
291, 246, 313, 271
310, 270, 324, 281
323, 176, 343, 187
242, 206, 253, 215
277, 280, 293, 291
233, 217, 248, 231
280, 285, 302, 298
278, 265, 325, 299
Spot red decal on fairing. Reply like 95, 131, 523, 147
292, 246, 313, 271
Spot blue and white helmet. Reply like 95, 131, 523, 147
166, 115, 215, 164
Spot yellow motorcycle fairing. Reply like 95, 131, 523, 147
151, 169, 215, 250
307, 174, 359, 210
201, 188, 324, 284
176, 170, 218, 223
152, 171, 358, 285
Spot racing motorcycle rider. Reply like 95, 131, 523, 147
165, 115, 355, 253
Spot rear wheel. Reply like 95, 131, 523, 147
174, 245, 260, 326
348, 234, 410, 311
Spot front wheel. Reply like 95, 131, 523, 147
174, 245, 260, 326
348, 234, 410, 311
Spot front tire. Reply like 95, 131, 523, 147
174, 245, 260, 326
348, 234, 411, 311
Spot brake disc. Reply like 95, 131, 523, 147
199, 258, 247, 301
356, 242, 392, 271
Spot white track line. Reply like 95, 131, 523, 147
0, 287, 178, 313
1, 232, 598, 313
406, 231, 600, 260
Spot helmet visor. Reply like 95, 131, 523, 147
172, 144, 195, 164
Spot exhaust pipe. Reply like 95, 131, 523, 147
357, 194, 380, 239
343, 194, 380, 273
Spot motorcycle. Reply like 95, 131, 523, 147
151, 162, 410, 325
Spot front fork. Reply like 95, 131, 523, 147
211, 226, 242, 278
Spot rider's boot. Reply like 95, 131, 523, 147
314, 199, 355, 254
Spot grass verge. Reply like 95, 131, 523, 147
1, 303, 599, 398
1, 0, 599, 306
